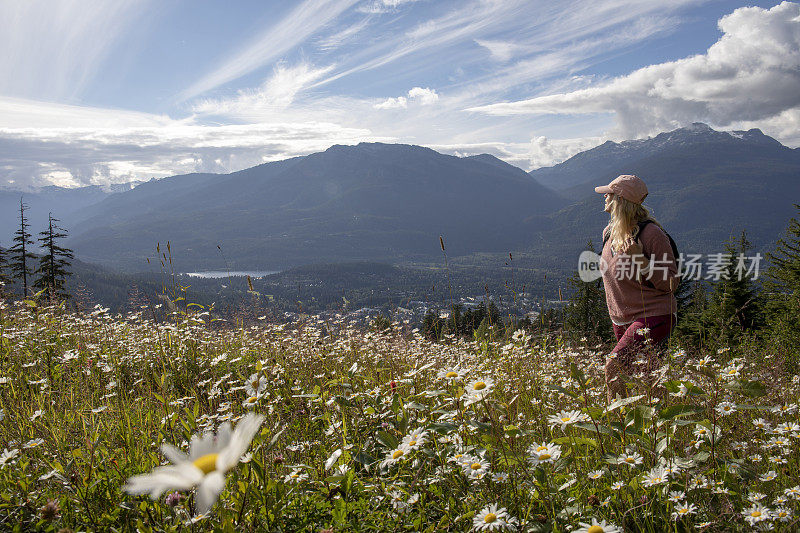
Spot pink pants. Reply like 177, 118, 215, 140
605, 313, 676, 399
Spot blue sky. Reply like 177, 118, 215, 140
0, 0, 797, 189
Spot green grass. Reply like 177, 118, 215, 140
0, 298, 798, 532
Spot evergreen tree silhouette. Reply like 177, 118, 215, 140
703, 230, 764, 343
33, 213, 74, 300
8, 198, 36, 296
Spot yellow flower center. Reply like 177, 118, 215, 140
473, 382, 486, 390
751, 511, 762, 517
409, 440, 417, 446
484, 513, 497, 523
561, 417, 571, 423
291, 473, 299, 478
446, 371, 458, 378
625, 457, 635, 463
192, 453, 218, 475
246, 396, 257, 403
678, 509, 688, 514
588, 526, 604, 533
539, 454, 551, 460
392, 450, 404, 460
536, 445, 547, 452
471, 463, 481, 470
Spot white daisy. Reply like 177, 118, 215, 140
124, 413, 264, 515
547, 409, 589, 431
616, 450, 643, 467
381, 445, 411, 469
714, 401, 736, 416
587, 470, 604, 480
462, 457, 491, 480
0, 449, 20, 468
463, 378, 495, 406
284, 469, 308, 483
742, 503, 771, 525
571, 518, 622, 533
641, 466, 668, 488
527, 442, 562, 466
671, 502, 697, 520
244, 373, 267, 398
472, 503, 518, 531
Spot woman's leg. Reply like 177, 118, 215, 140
605, 314, 675, 402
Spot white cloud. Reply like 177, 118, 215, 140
358, 0, 422, 14
179, 0, 360, 100
529, 135, 605, 169
407, 87, 439, 105
0, 96, 174, 130
0, 0, 154, 100
317, 17, 373, 50
374, 87, 438, 109
0, 97, 387, 190
193, 63, 335, 115
474, 39, 523, 62
374, 96, 408, 109
468, 2, 800, 140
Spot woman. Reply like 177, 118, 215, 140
594, 174, 679, 402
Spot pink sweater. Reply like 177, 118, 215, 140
600, 221, 678, 324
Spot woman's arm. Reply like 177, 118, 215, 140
636, 225, 678, 293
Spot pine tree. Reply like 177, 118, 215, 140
703, 230, 764, 344
673, 279, 709, 347
564, 240, 613, 342
33, 213, 74, 300
762, 204, 800, 361
8, 198, 36, 296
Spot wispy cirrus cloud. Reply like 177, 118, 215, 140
0, 0, 155, 100
192, 62, 336, 116
178, 0, 360, 101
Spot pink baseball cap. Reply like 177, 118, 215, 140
595, 174, 648, 204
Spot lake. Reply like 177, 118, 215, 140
183, 270, 280, 279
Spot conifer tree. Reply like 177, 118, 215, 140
8, 198, 36, 296
33, 213, 74, 300
762, 204, 800, 359
703, 230, 764, 344
673, 279, 709, 347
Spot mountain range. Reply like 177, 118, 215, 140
2, 123, 798, 276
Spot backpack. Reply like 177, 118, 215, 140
602, 220, 681, 290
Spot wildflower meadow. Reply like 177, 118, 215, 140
1, 297, 799, 532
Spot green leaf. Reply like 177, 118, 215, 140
552, 436, 597, 448
570, 363, 587, 386
430, 422, 458, 434
574, 422, 613, 436
658, 404, 704, 420
468, 419, 492, 433
545, 383, 578, 399
605, 395, 645, 413
723, 379, 766, 398
352, 451, 377, 467
376, 431, 398, 450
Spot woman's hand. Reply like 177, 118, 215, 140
621, 237, 643, 257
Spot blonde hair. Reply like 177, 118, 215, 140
605, 194, 663, 252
